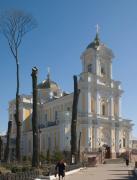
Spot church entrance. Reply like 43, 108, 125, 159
103, 144, 111, 159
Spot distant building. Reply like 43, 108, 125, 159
9, 31, 133, 159
0, 132, 7, 160
130, 137, 137, 150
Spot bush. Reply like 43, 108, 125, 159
11, 166, 22, 173
46, 149, 51, 163
52, 150, 64, 162
22, 156, 27, 161
40, 153, 47, 162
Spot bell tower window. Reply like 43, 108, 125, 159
101, 66, 105, 76
87, 64, 92, 73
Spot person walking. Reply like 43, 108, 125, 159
55, 160, 66, 180
125, 156, 129, 167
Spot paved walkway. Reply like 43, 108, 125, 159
65, 163, 135, 180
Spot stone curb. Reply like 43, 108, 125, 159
35, 167, 83, 180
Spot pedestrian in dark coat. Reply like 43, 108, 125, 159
55, 160, 66, 180
125, 156, 129, 166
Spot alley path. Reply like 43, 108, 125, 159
65, 163, 135, 180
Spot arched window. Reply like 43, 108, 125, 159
100, 63, 106, 76
101, 99, 108, 116
102, 103, 106, 116
101, 67, 105, 75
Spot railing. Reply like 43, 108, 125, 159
41, 163, 82, 175
0, 169, 40, 180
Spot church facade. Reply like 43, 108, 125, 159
9, 32, 133, 159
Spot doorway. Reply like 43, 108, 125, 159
103, 144, 111, 159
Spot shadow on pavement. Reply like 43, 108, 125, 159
108, 170, 129, 172
106, 175, 136, 180
110, 173, 128, 176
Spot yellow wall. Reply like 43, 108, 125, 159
24, 109, 31, 130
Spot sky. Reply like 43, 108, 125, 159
0, 0, 137, 136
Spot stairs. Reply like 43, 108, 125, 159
105, 158, 125, 164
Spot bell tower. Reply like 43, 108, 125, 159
78, 29, 124, 153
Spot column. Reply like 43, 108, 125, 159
115, 127, 120, 157
111, 127, 116, 158
88, 92, 91, 114
111, 97, 114, 117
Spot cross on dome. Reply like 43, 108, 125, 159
95, 24, 100, 34
47, 67, 51, 80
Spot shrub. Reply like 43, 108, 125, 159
40, 153, 47, 162
52, 150, 64, 162
46, 149, 51, 163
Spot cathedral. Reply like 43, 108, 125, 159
9, 31, 133, 160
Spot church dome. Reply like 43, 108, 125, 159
86, 33, 100, 49
37, 71, 59, 91
38, 79, 58, 90
37, 72, 62, 100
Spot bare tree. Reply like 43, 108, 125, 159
71, 75, 80, 164
0, 9, 37, 162
31, 67, 39, 168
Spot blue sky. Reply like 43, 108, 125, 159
0, 0, 137, 136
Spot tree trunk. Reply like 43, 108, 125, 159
31, 67, 39, 167
15, 57, 21, 162
0, 136, 3, 160
71, 75, 80, 164
4, 121, 12, 162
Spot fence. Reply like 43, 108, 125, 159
0, 170, 39, 180
0, 163, 82, 179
